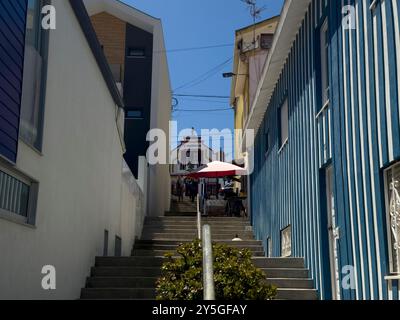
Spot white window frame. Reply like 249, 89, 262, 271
0, 162, 38, 226
20, 0, 49, 152
320, 19, 330, 110
384, 162, 400, 275
278, 98, 289, 152
281, 225, 292, 257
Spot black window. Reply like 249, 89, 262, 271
127, 47, 146, 58
260, 34, 274, 49
265, 130, 270, 154
126, 110, 143, 119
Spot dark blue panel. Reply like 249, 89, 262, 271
0, 73, 21, 104
0, 58, 21, 88
0, 32, 24, 67
0, 101, 19, 127
0, 115, 18, 139
0, 1, 26, 42
0, 144, 15, 162
0, 0, 27, 163
0, 88, 20, 116
0, 129, 17, 153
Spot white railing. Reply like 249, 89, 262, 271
390, 182, 400, 273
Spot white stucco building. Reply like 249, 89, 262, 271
0, 0, 150, 299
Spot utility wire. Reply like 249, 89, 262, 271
173, 57, 233, 92
172, 94, 230, 99
173, 108, 232, 112
154, 43, 234, 54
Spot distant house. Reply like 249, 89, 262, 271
85, 0, 172, 216
170, 135, 216, 177
244, 0, 400, 300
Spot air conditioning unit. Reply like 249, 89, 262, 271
260, 33, 274, 50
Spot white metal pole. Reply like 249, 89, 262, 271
197, 179, 201, 239
202, 224, 215, 300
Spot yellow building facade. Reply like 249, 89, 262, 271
230, 16, 280, 161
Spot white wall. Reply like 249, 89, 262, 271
0, 1, 145, 299
147, 22, 172, 216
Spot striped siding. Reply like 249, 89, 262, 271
250, 0, 400, 300
0, 0, 27, 163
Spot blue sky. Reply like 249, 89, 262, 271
122, 0, 284, 156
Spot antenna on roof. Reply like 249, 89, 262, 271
240, 0, 267, 82
241, 0, 266, 21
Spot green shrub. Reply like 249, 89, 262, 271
156, 239, 277, 300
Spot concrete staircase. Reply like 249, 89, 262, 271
169, 197, 197, 215
81, 216, 318, 300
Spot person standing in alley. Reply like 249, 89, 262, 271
176, 177, 183, 202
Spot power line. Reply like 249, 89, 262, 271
177, 97, 229, 104
174, 108, 232, 112
173, 57, 233, 92
154, 43, 234, 54
172, 94, 230, 99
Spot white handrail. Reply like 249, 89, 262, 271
202, 224, 215, 300
197, 182, 201, 239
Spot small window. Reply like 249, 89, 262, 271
20, 0, 49, 151
0, 165, 38, 225
260, 34, 274, 49
279, 99, 289, 149
320, 19, 330, 107
265, 130, 270, 154
127, 47, 146, 58
115, 236, 122, 257
281, 225, 292, 257
385, 162, 400, 274
103, 230, 109, 256
126, 110, 143, 119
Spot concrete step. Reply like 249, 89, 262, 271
91, 267, 162, 277
141, 230, 255, 238
140, 233, 255, 241
145, 217, 250, 223
132, 249, 265, 257
96, 256, 166, 267
133, 243, 265, 252
142, 225, 252, 232
276, 288, 318, 300
251, 257, 305, 269
135, 239, 263, 246
81, 288, 155, 300
261, 268, 309, 279
86, 277, 157, 288
265, 278, 315, 289
143, 223, 251, 229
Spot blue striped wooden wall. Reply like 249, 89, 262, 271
250, 0, 400, 300
0, 0, 28, 163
